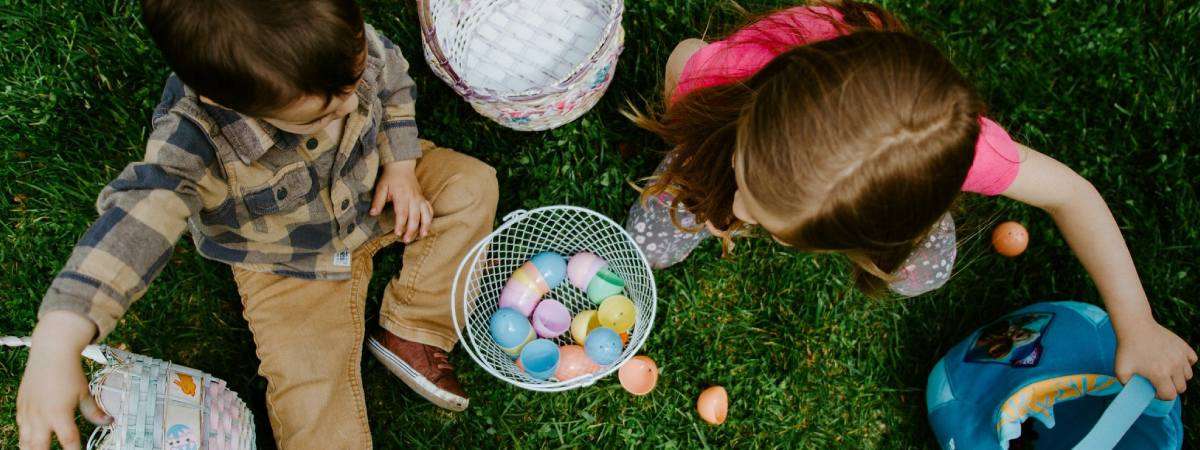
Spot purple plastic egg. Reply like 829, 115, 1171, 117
531, 299, 572, 338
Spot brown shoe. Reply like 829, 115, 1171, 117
367, 329, 469, 411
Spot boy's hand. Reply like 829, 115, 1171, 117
371, 160, 431, 243
18, 312, 111, 450
1114, 318, 1197, 400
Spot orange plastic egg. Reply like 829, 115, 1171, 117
697, 386, 728, 425
992, 221, 1029, 257
555, 345, 599, 381
618, 355, 659, 396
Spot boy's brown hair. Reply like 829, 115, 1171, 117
141, 0, 366, 116
632, 2, 984, 294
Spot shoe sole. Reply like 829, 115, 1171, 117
367, 337, 469, 412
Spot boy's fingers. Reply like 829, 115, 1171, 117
52, 420, 81, 450
1187, 346, 1198, 364
1172, 373, 1187, 394
370, 185, 389, 216
419, 202, 431, 237
404, 202, 421, 242
393, 201, 407, 236
78, 392, 111, 426
19, 418, 51, 450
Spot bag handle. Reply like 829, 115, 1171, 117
1072, 375, 1157, 450
2, 336, 110, 365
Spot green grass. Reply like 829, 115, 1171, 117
2, 0, 1198, 448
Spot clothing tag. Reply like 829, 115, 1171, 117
333, 251, 351, 267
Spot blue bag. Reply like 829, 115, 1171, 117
926, 301, 1183, 449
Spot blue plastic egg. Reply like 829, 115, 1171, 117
584, 327, 623, 366
530, 252, 567, 290
519, 339, 560, 380
489, 308, 535, 358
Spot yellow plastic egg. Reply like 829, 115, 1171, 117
598, 295, 636, 333
570, 310, 601, 345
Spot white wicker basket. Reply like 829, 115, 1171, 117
452, 206, 656, 391
418, 0, 625, 131
1, 337, 256, 450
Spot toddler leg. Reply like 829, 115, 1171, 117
235, 265, 375, 450
371, 142, 498, 411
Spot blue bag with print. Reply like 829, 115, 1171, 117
926, 301, 1183, 449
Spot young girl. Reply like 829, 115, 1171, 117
625, 1, 1195, 400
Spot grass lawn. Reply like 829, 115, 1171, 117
2, 0, 1198, 448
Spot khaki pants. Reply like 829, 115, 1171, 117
232, 145, 498, 449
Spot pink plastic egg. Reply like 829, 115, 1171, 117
554, 345, 599, 381
531, 299, 572, 339
568, 252, 608, 291
618, 355, 658, 396
498, 265, 548, 316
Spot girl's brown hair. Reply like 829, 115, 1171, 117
632, 1, 985, 294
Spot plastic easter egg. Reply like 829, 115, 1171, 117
489, 308, 535, 357
519, 261, 552, 293
584, 327, 623, 366
697, 386, 728, 425
568, 252, 608, 291
586, 268, 626, 304
618, 355, 658, 396
498, 267, 545, 317
570, 310, 601, 345
518, 339, 560, 380
554, 345, 599, 381
598, 295, 636, 333
992, 221, 1029, 257
531, 299, 572, 339
529, 252, 567, 289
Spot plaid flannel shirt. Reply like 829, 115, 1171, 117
40, 25, 422, 340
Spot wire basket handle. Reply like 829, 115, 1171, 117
2, 335, 110, 365
416, 0, 471, 95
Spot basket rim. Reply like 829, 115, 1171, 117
451, 205, 657, 392
418, 0, 625, 102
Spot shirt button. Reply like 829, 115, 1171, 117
306, 138, 318, 150
275, 187, 288, 200
341, 199, 350, 211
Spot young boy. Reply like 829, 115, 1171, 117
16, 1, 498, 448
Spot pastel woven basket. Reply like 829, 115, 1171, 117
418, 0, 625, 131
2, 337, 256, 450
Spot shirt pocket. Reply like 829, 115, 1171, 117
241, 161, 317, 218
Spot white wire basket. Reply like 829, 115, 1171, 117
417, 0, 625, 131
452, 206, 656, 391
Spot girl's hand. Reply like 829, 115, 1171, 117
18, 312, 111, 450
370, 160, 431, 243
1114, 318, 1197, 400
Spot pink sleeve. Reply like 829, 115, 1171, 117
673, 6, 847, 101
961, 117, 1021, 196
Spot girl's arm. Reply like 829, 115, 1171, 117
1000, 144, 1196, 399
